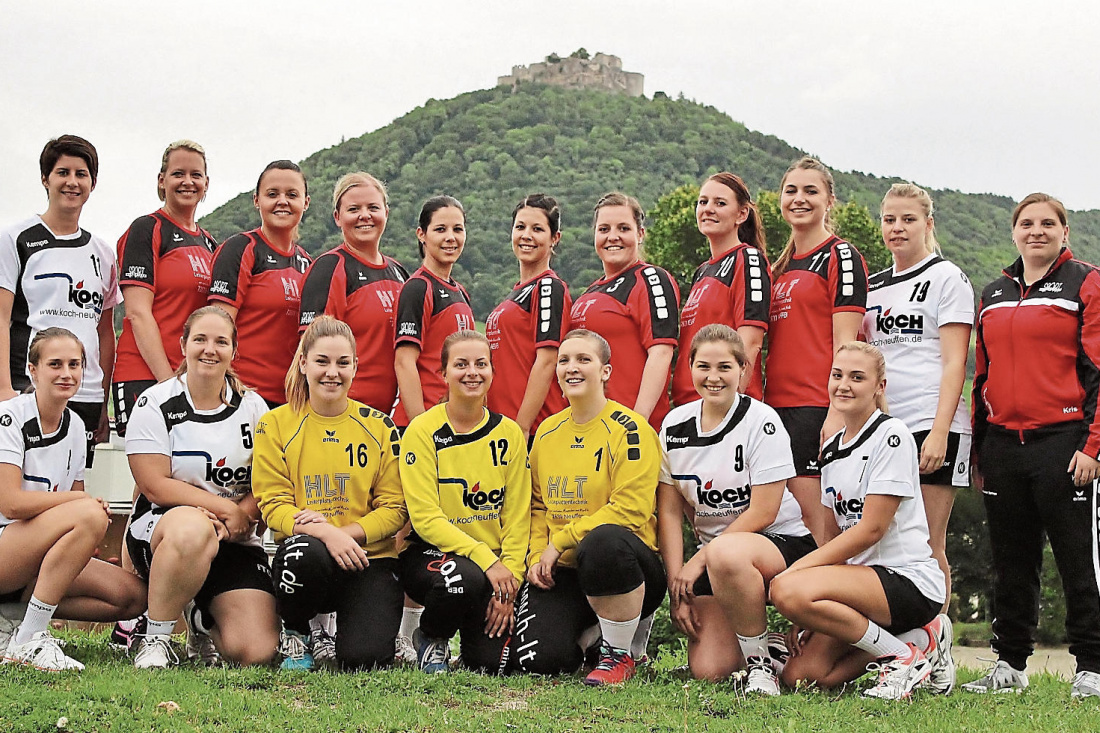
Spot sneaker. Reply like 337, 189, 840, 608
184, 601, 221, 667
961, 659, 1029, 694
1071, 670, 1100, 699
744, 656, 781, 696
0, 602, 24, 652
312, 628, 337, 669
767, 632, 790, 675
413, 627, 450, 674
279, 629, 314, 671
923, 613, 956, 695
124, 616, 148, 656
862, 644, 932, 700
133, 634, 178, 670
395, 633, 417, 667
583, 643, 636, 687
4, 630, 84, 672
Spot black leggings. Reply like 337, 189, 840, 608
399, 543, 511, 674
513, 524, 666, 675
271, 535, 402, 670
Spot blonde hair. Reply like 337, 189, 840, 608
562, 328, 612, 366
882, 183, 940, 255
834, 341, 888, 413
772, 157, 835, 278
175, 306, 249, 404
689, 323, 747, 368
158, 140, 206, 202
332, 172, 389, 213
286, 316, 357, 413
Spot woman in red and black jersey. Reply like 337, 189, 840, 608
485, 194, 571, 440
208, 161, 313, 408
966, 193, 1100, 697
764, 157, 868, 542
113, 140, 218, 436
672, 173, 770, 405
298, 173, 408, 413
569, 192, 680, 431
392, 196, 475, 427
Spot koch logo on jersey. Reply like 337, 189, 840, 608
33, 272, 104, 313
825, 485, 863, 524
677, 474, 751, 512
441, 476, 504, 513
867, 305, 924, 335
174, 449, 251, 493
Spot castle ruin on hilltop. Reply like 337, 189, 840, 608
498, 51, 644, 97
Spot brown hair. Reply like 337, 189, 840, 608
1012, 192, 1068, 228
157, 140, 207, 202
440, 330, 491, 373
562, 328, 611, 366
703, 173, 766, 251
689, 323, 747, 368
40, 135, 98, 187
28, 327, 85, 367
333, 172, 388, 213
593, 192, 645, 231
772, 157, 836, 278
881, 183, 940, 255
175, 306, 249, 404
285, 316, 356, 413
834, 341, 888, 413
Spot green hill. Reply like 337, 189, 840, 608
200, 84, 1100, 317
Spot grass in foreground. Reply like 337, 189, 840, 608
0, 632, 1095, 733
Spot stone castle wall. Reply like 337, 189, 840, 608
498, 53, 644, 97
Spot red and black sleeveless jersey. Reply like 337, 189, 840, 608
973, 248, 1100, 456
672, 244, 771, 404
298, 244, 409, 412
485, 269, 571, 431
765, 236, 868, 409
570, 261, 680, 430
392, 267, 475, 426
208, 229, 312, 404
114, 210, 217, 383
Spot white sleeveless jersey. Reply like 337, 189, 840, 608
125, 375, 268, 546
659, 394, 807, 545
820, 411, 946, 603
0, 393, 86, 527
0, 216, 121, 403
863, 254, 974, 433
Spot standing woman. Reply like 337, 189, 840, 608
658, 325, 812, 692
672, 173, 770, 404
125, 306, 277, 669
570, 193, 680, 431
253, 316, 407, 670
298, 173, 408, 412
0, 135, 120, 466
485, 194, 571, 440
770, 342, 949, 701
399, 330, 529, 674
517, 329, 667, 686
862, 183, 973, 617
765, 157, 868, 542
209, 161, 313, 407
393, 196, 475, 426
113, 140, 218, 436
0, 328, 146, 671
965, 193, 1100, 698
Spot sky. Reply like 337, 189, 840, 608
2, 0, 1097, 240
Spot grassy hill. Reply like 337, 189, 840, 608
200, 84, 1100, 317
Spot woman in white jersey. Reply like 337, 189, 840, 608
770, 342, 950, 700
0, 328, 145, 671
862, 183, 973, 615
658, 325, 813, 694
125, 306, 277, 669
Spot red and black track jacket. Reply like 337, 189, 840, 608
973, 247, 1100, 457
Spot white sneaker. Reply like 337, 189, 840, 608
4, 630, 85, 672
862, 644, 932, 700
395, 633, 417, 666
744, 656, 781, 696
0, 602, 24, 652
961, 659, 1029, 694
923, 613, 956, 695
133, 634, 179, 670
767, 632, 790, 675
312, 628, 337, 669
1071, 670, 1100, 699
184, 601, 220, 666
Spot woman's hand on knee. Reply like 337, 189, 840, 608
317, 525, 369, 571
486, 561, 518, 602
484, 596, 515, 638
670, 597, 698, 640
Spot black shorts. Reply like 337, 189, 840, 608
912, 430, 971, 488
0, 586, 26, 604
774, 406, 828, 478
871, 565, 940, 634
68, 400, 104, 469
112, 380, 156, 439
693, 532, 817, 596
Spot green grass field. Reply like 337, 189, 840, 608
1, 631, 1094, 733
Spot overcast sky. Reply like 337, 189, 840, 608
2, 0, 1096, 239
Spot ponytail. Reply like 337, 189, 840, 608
286, 316, 357, 413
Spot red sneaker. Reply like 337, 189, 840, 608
583, 643, 636, 687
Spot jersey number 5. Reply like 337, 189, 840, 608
241, 425, 253, 449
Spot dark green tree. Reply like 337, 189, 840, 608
644, 184, 706, 291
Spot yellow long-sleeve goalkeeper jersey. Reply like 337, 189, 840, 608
253, 401, 407, 559
400, 404, 531, 581
528, 400, 660, 568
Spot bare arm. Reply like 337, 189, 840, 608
0, 463, 90, 520
212, 303, 239, 320
633, 343, 674, 420
720, 480, 785, 535
129, 452, 252, 539
513, 347, 558, 439
94, 309, 116, 443
736, 325, 765, 394
784, 494, 900, 573
121, 286, 174, 381
656, 481, 688, 578
919, 323, 971, 474
394, 344, 425, 421
0, 289, 17, 400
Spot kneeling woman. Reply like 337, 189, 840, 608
517, 329, 667, 686
658, 325, 812, 693
0, 328, 146, 671
770, 342, 949, 700
125, 306, 277, 668
254, 316, 407, 670
399, 330, 529, 674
